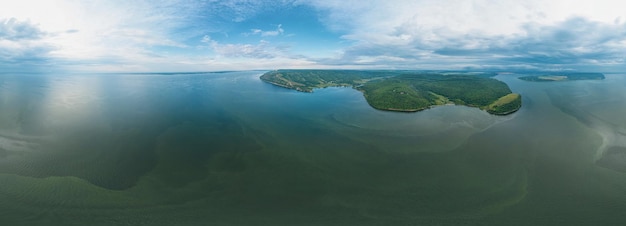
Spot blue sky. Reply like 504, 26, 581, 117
1, 0, 625, 72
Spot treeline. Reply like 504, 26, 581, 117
358, 80, 435, 111
487, 96, 522, 115
359, 73, 513, 110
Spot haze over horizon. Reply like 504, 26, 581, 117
1, 0, 625, 72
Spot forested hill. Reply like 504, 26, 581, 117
259, 70, 397, 92
261, 70, 521, 115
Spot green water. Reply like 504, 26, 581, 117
0, 71, 625, 225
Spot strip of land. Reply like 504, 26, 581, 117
261, 70, 522, 115
519, 73, 605, 82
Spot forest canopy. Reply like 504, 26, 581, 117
261, 70, 521, 115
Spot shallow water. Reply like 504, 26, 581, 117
0, 71, 625, 225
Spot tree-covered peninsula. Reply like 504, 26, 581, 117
261, 70, 521, 115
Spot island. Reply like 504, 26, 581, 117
519, 72, 605, 82
260, 70, 522, 115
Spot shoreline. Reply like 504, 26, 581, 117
260, 71, 521, 116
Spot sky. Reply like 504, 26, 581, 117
1, 0, 625, 72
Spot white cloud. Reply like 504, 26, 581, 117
0, 18, 54, 69
0, 18, 46, 40
307, 0, 626, 37
0, 0, 306, 71
246, 24, 285, 37
303, 0, 626, 70
1, 0, 625, 71
0, 0, 195, 70
202, 35, 286, 59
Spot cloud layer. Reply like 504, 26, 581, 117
304, 0, 626, 70
0, 0, 625, 72
0, 18, 54, 70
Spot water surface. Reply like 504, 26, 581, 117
1, 71, 625, 225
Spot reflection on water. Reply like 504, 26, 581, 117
1, 72, 626, 225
